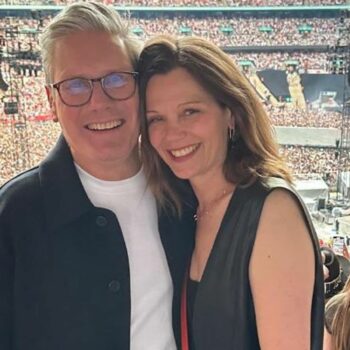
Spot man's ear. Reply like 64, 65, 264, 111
45, 85, 58, 122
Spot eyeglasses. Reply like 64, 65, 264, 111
49, 71, 138, 107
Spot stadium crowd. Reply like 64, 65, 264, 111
0, 95, 343, 186
231, 52, 331, 73
0, 70, 50, 120
127, 16, 339, 47
0, 15, 340, 48
268, 106, 343, 128
280, 145, 342, 187
0, 121, 60, 185
0, 0, 346, 6
0, 15, 340, 88
1, 123, 342, 188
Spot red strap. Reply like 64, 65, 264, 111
181, 272, 189, 350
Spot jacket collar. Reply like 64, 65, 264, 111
39, 135, 94, 232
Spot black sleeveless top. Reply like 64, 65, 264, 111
189, 178, 324, 350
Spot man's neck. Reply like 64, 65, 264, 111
74, 156, 141, 181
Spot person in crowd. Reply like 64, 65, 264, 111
321, 246, 350, 301
138, 35, 324, 350
0, 3, 194, 350
324, 275, 350, 350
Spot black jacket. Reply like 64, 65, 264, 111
0, 136, 195, 350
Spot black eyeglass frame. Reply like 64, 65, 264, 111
49, 71, 139, 107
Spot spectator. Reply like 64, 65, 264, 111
324, 272, 350, 350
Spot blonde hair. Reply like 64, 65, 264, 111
138, 35, 292, 215
39, 1, 141, 83
326, 276, 350, 350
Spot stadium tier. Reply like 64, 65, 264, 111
0, 1, 347, 6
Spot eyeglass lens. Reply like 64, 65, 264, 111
58, 72, 136, 106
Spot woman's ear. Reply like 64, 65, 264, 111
225, 107, 235, 130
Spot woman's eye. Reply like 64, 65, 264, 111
184, 108, 198, 116
147, 116, 163, 125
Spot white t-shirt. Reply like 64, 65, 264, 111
76, 165, 176, 350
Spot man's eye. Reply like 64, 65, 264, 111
104, 73, 127, 88
63, 79, 89, 94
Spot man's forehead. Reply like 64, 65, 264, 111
54, 31, 127, 56
51, 32, 132, 80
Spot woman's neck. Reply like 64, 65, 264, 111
191, 174, 235, 210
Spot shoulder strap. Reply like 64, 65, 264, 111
181, 271, 189, 350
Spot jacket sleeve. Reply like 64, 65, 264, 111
0, 201, 14, 349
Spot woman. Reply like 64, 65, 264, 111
137, 35, 324, 349
324, 276, 350, 350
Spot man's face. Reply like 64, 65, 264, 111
46, 31, 140, 180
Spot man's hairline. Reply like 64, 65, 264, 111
47, 30, 134, 85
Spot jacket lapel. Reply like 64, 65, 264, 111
38, 135, 93, 233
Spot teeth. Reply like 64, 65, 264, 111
170, 144, 199, 158
87, 120, 122, 131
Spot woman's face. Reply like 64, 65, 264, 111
145, 67, 233, 183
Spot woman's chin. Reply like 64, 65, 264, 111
170, 168, 193, 181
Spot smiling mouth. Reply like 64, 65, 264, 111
169, 144, 200, 158
86, 119, 124, 131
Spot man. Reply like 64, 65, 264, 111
0, 3, 194, 349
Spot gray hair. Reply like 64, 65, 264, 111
39, 1, 142, 83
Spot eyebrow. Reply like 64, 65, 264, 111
146, 99, 207, 115
57, 69, 134, 81
146, 110, 158, 114
178, 100, 203, 106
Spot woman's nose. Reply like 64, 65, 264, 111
164, 120, 187, 141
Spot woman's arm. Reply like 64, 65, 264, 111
249, 189, 315, 350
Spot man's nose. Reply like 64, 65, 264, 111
88, 80, 111, 107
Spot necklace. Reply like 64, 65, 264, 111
193, 188, 233, 222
